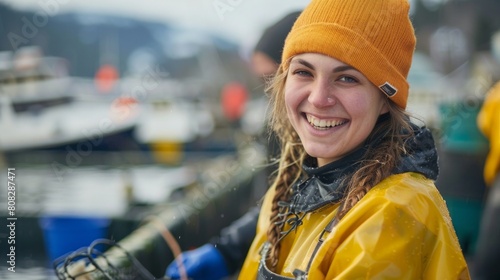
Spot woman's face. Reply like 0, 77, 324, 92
285, 53, 389, 167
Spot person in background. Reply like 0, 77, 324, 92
238, 0, 469, 278
165, 11, 300, 280
243, 11, 302, 162
472, 80, 500, 280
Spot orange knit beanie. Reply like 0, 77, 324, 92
282, 0, 416, 109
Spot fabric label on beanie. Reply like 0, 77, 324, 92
379, 82, 397, 97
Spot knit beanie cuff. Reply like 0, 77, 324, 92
283, 23, 410, 109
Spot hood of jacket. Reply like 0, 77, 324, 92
287, 116, 439, 214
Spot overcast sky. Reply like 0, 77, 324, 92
0, 0, 310, 49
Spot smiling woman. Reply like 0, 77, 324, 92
235, 0, 471, 279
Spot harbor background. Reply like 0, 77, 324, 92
1, 0, 500, 278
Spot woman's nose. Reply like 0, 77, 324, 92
307, 80, 336, 108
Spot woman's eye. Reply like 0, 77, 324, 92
338, 76, 358, 83
293, 70, 312, 77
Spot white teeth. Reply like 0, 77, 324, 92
306, 114, 346, 129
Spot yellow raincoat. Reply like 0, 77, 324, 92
477, 81, 500, 186
239, 172, 470, 279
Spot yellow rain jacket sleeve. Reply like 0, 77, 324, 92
239, 173, 470, 280
477, 81, 500, 186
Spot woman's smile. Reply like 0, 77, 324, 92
304, 113, 348, 130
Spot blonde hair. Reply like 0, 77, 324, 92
265, 65, 413, 269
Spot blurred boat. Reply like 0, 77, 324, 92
129, 79, 216, 164
0, 47, 139, 153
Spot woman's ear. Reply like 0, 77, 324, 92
380, 100, 390, 115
